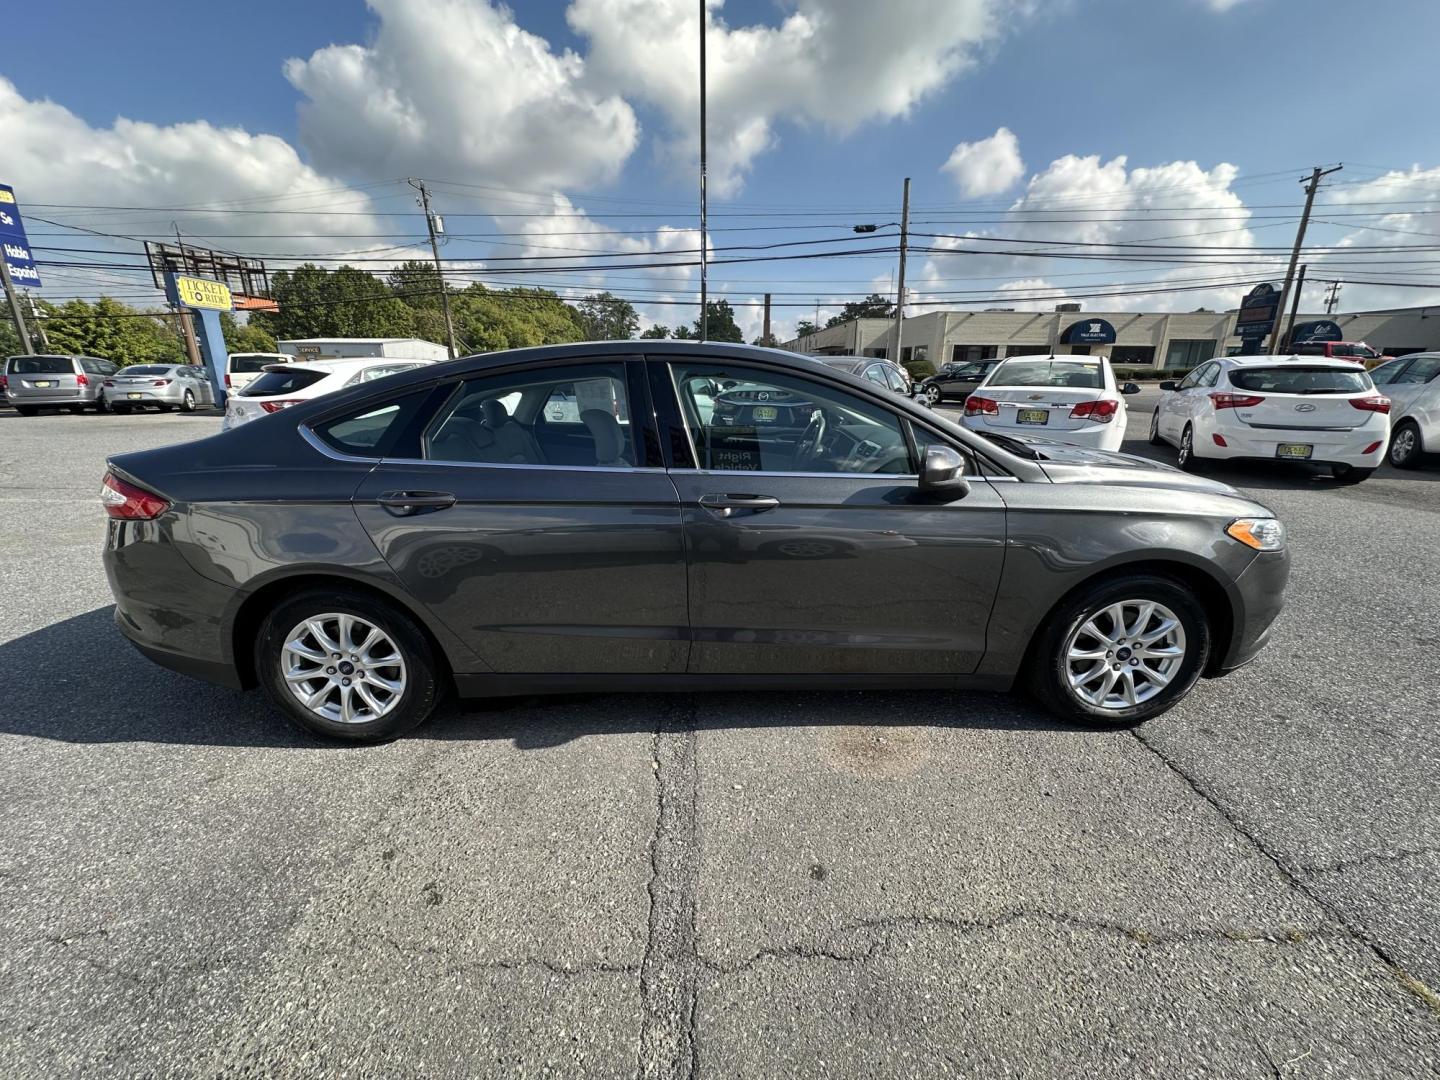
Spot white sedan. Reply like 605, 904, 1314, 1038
961, 354, 1138, 452
1150, 355, 1390, 482
222, 358, 436, 430
1368, 352, 1440, 469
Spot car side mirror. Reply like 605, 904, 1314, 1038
1159, 380, 1179, 391
919, 444, 970, 498
1121, 382, 1141, 395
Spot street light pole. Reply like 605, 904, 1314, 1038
698, 0, 708, 342
891, 177, 911, 366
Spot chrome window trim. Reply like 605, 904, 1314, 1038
382, 454, 666, 475
299, 422, 385, 464
668, 467, 920, 480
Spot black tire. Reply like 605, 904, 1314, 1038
255, 588, 444, 742
1031, 573, 1212, 727
1177, 424, 1205, 472
67, 405, 85, 414
158, 404, 174, 412
1389, 420, 1424, 470
1331, 464, 1375, 484
112, 405, 131, 415
923, 384, 943, 406
15, 406, 37, 417
1147, 409, 1164, 446
180, 389, 196, 413
93, 392, 111, 414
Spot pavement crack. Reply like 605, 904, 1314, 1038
372, 933, 637, 977
635, 696, 700, 1080
1301, 844, 1440, 878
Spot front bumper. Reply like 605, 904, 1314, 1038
1213, 549, 1290, 674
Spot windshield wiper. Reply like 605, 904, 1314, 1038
976, 431, 1042, 459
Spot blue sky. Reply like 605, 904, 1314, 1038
5, 0, 1440, 336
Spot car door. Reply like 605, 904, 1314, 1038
1162, 362, 1214, 440
941, 362, 987, 397
349, 357, 689, 674
1384, 355, 1440, 418
657, 356, 1007, 676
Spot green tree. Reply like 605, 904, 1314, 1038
575, 292, 639, 340
794, 320, 820, 339
824, 293, 894, 328
220, 312, 276, 354
386, 260, 445, 306
639, 323, 670, 339
451, 284, 585, 352
251, 264, 419, 342
751, 333, 780, 348
39, 297, 183, 366
672, 324, 697, 340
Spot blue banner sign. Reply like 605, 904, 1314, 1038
0, 184, 42, 288
1290, 319, 1343, 343
1060, 318, 1116, 345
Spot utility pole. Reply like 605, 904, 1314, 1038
1324, 279, 1342, 315
1266, 165, 1341, 353
698, 0, 709, 342
891, 177, 911, 366
170, 231, 204, 368
1277, 264, 1306, 353
762, 292, 771, 344
1, 258, 34, 354
408, 178, 457, 359
24, 291, 49, 350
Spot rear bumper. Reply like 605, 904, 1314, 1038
6, 390, 99, 407
965, 417, 1125, 452
117, 612, 245, 690
111, 389, 184, 406
1200, 420, 1388, 466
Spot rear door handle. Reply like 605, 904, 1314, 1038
699, 493, 780, 517
376, 490, 456, 516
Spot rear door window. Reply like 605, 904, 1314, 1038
9, 356, 75, 375
229, 354, 281, 374
241, 368, 329, 396
1229, 366, 1372, 394
311, 391, 432, 458
1395, 356, 1440, 384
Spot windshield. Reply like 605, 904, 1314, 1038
7, 355, 74, 375
230, 354, 286, 374
1229, 366, 1372, 394
989, 359, 1103, 390
241, 368, 329, 396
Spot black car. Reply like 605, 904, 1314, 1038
917, 359, 1001, 406
103, 342, 1289, 742
811, 356, 914, 397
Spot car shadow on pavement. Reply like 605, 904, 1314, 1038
1121, 440, 1440, 490
1, 607, 1081, 747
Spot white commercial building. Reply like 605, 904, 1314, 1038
278, 337, 450, 363
781, 304, 1440, 371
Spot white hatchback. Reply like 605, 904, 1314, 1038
961, 354, 1137, 452
1368, 352, 1440, 469
222, 358, 435, 430
1150, 355, 1390, 482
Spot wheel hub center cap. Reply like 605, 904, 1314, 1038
338, 660, 355, 675
1116, 646, 1133, 661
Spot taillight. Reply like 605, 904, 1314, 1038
259, 399, 302, 413
0, 375, 7, 390
1350, 395, 1391, 414
1362, 440, 1383, 454
153, 379, 171, 386
75, 373, 89, 387
1213, 433, 1228, 447
1209, 393, 1266, 410
224, 373, 232, 388
965, 395, 999, 417
100, 472, 170, 520
1069, 399, 1120, 423
104, 379, 116, 387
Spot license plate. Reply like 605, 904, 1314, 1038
1016, 408, 1049, 425
752, 406, 778, 422
1276, 443, 1313, 460
34, 380, 53, 388
129, 393, 145, 399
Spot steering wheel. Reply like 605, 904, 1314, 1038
794, 407, 829, 468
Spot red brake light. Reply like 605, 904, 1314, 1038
0, 375, 6, 390
100, 472, 170, 520
153, 379, 171, 386
224, 373, 232, 388
104, 379, 116, 387
75, 373, 89, 387
1209, 393, 1266, 410
259, 399, 302, 414
1069, 399, 1120, 423
965, 395, 999, 417
1350, 395, 1391, 414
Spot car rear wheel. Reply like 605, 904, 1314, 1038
1331, 464, 1375, 483
923, 384, 942, 406
1147, 409, 1163, 446
180, 389, 196, 412
1032, 575, 1211, 726
256, 589, 443, 742
1389, 421, 1423, 469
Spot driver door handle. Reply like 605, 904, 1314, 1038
699, 493, 780, 517
377, 490, 456, 516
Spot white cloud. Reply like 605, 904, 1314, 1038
1317, 166, 1440, 311
1205, 0, 1254, 10
941, 127, 1025, 197
568, 0, 1025, 196
285, 0, 639, 191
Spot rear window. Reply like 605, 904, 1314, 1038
241, 369, 329, 396
229, 354, 284, 374
989, 359, 1103, 390
1229, 366, 1372, 394
121, 365, 172, 376
311, 391, 431, 458
7, 355, 75, 375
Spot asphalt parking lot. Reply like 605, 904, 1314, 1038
2, 399, 1438, 1079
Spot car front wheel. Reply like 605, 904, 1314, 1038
1031, 574, 1211, 726
1148, 409, 1164, 446
923, 384, 942, 405
256, 588, 443, 741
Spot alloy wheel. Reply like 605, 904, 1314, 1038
280, 613, 407, 725
1064, 599, 1187, 711
1391, 426, 1417, 465
925, 385, 942, 405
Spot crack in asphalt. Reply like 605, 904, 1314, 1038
700, 911, 1346, 975
1301, 845, 1440, 878
372, 934, 639, 976
635, 697, 700, 1080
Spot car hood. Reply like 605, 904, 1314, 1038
1020, 439, 1247, 497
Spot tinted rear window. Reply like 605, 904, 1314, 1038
1229, 366, 1372, 394
989, 359, 1103, 390
120, 365, 172, 376
241, 369, 328, 396
230, 355, 284, 374
8, 356, 75, 375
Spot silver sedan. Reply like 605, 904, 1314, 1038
105, 365, 217, 413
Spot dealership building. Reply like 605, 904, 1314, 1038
781, 303, 1440, 370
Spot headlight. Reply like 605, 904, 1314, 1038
1226, 517, 1285, 551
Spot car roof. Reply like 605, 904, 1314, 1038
994, 353, 1102, 364
263, 357, 432, 374
1221, 354, 1366, 369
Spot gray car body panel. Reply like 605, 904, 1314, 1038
103, 341, 1289, 695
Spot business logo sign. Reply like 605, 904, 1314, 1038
1060, 318, 1116, 345
173, 276, 233, 311
1290, 319, 1343, 343
1235, 283, 1279, 339
0, 183, 42, 288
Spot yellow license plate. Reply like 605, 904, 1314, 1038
1017, 408, 1049, 425
34, 380, 53, 388
752, 406, 778, 422
1276, 443, 1313, 460
128, 393, 143, 399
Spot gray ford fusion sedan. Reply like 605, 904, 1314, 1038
101, 342, 1289, 742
